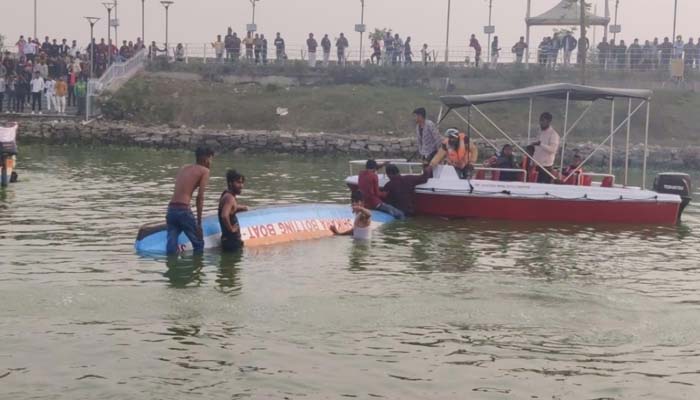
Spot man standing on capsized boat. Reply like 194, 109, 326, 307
165, 147, 213, 255
531, 112, 560, 184
413, 107, 442, 163
218, 170, 248, 253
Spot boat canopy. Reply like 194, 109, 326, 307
441, 83, 653, 109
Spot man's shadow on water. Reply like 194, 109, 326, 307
164, 251, 243, 292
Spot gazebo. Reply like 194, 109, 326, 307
525, 0, 611, 64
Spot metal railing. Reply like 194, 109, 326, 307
86, 48, 147, 120
157, 42, 700, 73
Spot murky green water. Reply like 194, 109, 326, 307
1, 144, 700, 399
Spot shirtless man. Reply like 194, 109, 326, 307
166, 147, 214, 254
330, 191, 372, 240
218, 169, 249, 252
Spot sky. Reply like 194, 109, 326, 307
2, 0, 699, 57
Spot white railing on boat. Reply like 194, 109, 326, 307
349, 160, 424, 176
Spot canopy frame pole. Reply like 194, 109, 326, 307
454, 109, 500, 152
562, 100, 646, 183
609, 99, 615, 175
471, 105, 557, 181
527, 97, 533, 142
624, 98, 632, 186
559, 91, 571, 173
642, 101, 650, 190
557, 101, 595, 172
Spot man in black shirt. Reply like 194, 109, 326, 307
225, 28, 235, 62
274, 33, 286, 63
321, 34, 331, 67
307, 33, 318, 67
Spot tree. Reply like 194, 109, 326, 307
0, 34, 5, 52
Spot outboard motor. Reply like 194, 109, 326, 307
653, 173, 692, 220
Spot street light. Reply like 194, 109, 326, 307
358, 0, 365, 65
486, 0, 494, 64
102, 2, 115, 65
141, 0, 146, 44
672, 0, 678, 40
613, 0, 619, 41
160, 1, 174, 58
84, 17, 101, 78
444, 0, 451, 63
250, 0, 260, 25
34, 0, 37, 38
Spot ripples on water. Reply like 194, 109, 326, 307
1, 145, 699, 399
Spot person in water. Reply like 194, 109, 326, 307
330, 191, 372, 240
218, 169, 249, 252
166, 147, 213, 255
430, 128, 478, 179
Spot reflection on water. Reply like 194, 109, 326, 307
0, 145, 699, 399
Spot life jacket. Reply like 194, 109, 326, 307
443, 138, 468, 169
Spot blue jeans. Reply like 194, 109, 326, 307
377, 203, 405, 220
166, 206, 204, 254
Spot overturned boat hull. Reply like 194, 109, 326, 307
135, 204, 394, 254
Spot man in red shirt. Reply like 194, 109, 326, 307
383, 164, 431, 217
357, 159, 405, 219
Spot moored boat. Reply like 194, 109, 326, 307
346, 84, 692, 225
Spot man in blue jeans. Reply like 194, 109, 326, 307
166, 147, 214, 254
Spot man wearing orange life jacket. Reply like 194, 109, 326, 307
430, 128, 478, 179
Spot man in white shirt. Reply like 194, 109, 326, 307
30, 72, 45, 114
44, 77, 55, 113
24, 39, 38, 62
531, 112, 560, 184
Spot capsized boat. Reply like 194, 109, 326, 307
0, 123, 18, 187
346, 84, 692, 225
135, 204, 395, 254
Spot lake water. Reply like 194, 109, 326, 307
1, 145, 699, 399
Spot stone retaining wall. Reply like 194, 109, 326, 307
2, 116, 698, 169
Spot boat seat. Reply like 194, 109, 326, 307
602, 176, 615, 188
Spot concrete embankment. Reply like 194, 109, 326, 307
3, 116, 700, 169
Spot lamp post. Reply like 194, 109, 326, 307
114, 0, 118, 47
160, 1, 174, 58
34, 0, 37, 38
486, 0, 493, 64
102, 2, 114, 65
444, 0, 451, 63
613, 0, 619, 41
359, 0, 365, 65
250, 0, 260, 25
141, 0, 146, 44
84, 17, 101, 78
672, 0, 678, 40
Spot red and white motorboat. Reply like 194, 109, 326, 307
346, 84, 692, 225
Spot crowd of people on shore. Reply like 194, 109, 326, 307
536, 32, 700, 70
0, 35, 145, 115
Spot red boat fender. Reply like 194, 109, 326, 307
476, 170, 486, 180
581, 175, 593, 186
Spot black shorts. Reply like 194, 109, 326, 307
221, 235, 244, 253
